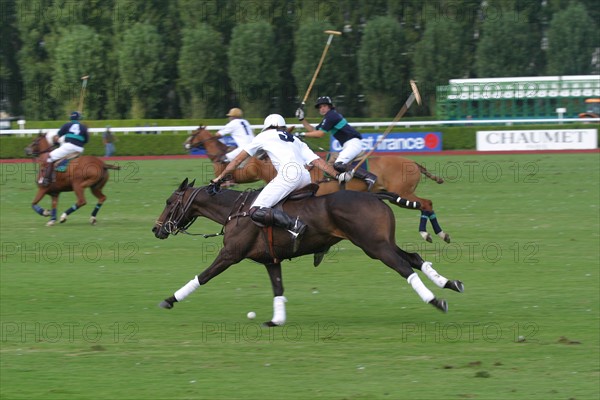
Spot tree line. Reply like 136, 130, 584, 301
1, 0, 598, 120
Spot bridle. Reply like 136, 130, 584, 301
186, 129, 221, 150
155, 187, 204, 236
155, 186, 254, 238
26, 136, 57, 158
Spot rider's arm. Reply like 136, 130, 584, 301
56, 123, 69, 137
213, 150, 250, 182
310, 157, 339, 179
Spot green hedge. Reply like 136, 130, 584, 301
2, 122, 596, 158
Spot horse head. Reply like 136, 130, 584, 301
184, 127, 229, 161
25, 132, 54, 157
184, 126, 213, 150
152, 178, 196, 239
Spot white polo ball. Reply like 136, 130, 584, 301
247, 311, 256, 320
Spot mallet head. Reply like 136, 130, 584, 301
324, 30, 342, 36
410, 80, 422, 106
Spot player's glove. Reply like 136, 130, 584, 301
207, 178, 224, 196
337, 171, 354, 183
295, 107, 305, 121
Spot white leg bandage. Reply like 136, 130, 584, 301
271, 296, 287, 326
421, 261, 449, 288
174, 276, 200, 302
407, 273, 435, 303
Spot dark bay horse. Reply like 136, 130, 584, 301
185, 126, 450, 243
152, 178, 463, 326
25, 132, 120, 225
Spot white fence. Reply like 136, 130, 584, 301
0, 117, 598, 136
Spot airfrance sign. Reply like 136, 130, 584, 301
331, 132, 442, 153
477, 129, 598, 151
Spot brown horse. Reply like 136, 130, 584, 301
153, 179, 464, 326
185, 126, 450, 243
25, 132, 120, 226
184, 126, 277, 183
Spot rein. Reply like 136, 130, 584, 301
188, 131, 221, 149
157, 187, 203, 236
157, 187, 255, 238
28, 138, 58, 158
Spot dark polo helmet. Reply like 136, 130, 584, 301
315, 96, 334, 109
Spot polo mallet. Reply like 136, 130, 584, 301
78, 75, 89, 115
352, 80, 422, 173
299, 30, 342, 110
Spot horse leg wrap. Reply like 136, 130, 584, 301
174, 276, 200, 302
271, 296, 287, 326
419, 212, 429, 232
420, 261, 448, 288
32, 204, 45, 216
407, 273, 435, 303
427, 212, 443, 234
65, 204, 77, 215
92, 203, 103, 217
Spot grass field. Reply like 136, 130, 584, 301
1, 153, 599, 400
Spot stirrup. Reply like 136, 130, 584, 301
287, 217, 307, 239
365, 178, 375, 191
287, 217, 307, 253
38, 177, 50, 187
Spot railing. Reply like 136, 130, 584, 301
0, 117, 598, 136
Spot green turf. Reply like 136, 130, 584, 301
1, 154, 599, 400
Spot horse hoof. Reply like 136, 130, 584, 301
429, 298, 448, 313
42, 210, 51, 217
446, 280, 464, 293
262, 321, 282, 327
46, 220, 56, 227
158, 300, 174, 309
313, 251, 326, 267
90, 216, 97, 225
438, 231, 451, 243
60, 213, 68, 223
420, 231, 432, 243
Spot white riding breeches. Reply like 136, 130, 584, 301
336, 138, 363, 165
225, 146, 244, 162
48, 143, 84, 162
251, 162, 311, 208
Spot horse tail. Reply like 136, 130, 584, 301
92, 164, 111, 189
103, 164, 121, 170
416, 163, 444, 184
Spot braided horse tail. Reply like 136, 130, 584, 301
416, 163, 444, 184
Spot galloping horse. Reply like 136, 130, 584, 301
153, 179, 464, 326
185, 126, 450, 242
25, 132, 120, 226
184, 126, 277, 183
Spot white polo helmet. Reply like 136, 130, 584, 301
262, 114, 286, 131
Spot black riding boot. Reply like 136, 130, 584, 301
353, 168, 377, 191
39, 162, 53, 187
334, 161, 377, 191
250, 207, 307, 252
